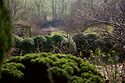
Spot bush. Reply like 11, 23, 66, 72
61, 38, 77, 55
73, 34, 98, 58
92, 39, 106, 49
51, 34, 65, 44
44, 35, 66, 53
73, 34, 99, 50
1, 62, 25, 83
73, 34, 88, 51
73, 33, 113, 58
86, 34, 99, 44
13, 35, 23, 48
0, 53, 105, 83
33, 36, 46, 52
19, 38, 35, 54
44, 35, 53, 52
12, 35, 77, 55
51, 35, 76, 54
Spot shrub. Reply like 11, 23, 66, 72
51, 34, 65, 44
73, 33, 113, 58
44, 35, 66, 53
86, 34, 99, 44
92, 39, 107, 50
12, 34, 77, 55
19, 38, 35, 54
61, 38, 77, 55
73, 34, 99, 50
73, 34, 98, 58
33, 36, 46, 52
0, 53, 105, 83
44, 35, 76, 54
13, 35, 23, 48
44, 35, 53, 52
1, 62, 25, 83
73, 34, 88, 51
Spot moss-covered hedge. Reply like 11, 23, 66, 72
0, 53, 105, 83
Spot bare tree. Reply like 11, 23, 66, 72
6, 0, 28, 22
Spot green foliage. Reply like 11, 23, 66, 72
13, 35, 23, 48
71, 76, 86, 83
44, 35, 65, 52
92, 39, 107, 49
33, 36, 46, 51
0, 0, 12, 61
1, 62, 25, 79
0, 62, 25, 83
44, 35, 53, 52
0, 53, 105, 83
51, 34, 65, 44
73, 34, 98, 58
19, 38, 35, 54
12, 34, 77, 55
86, 34, 99, 44
85, 75, 105, 83
61, 38, 77, 54
73, 33, 113, 58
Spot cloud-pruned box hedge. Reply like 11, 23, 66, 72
13, 34, 77, 55
0, 53, 105, 83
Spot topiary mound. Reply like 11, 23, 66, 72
44, 35, 53, 52
92, 39, 107, 50
13, 35, 23, 48
73, 34, 95, 58
0, 53, 105, 83
19, 38, 35, 54
33, 36, 46, 52
61, 38, 77, 55
51, 34, 65, 44
73, 33, 113, 58
12, 34, 77, 55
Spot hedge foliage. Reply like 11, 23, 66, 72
13, 35, 23, 48
20, 38, 35, 53
13, 34, 76, 55
33, 36, 46, 50
0, 53, 105, 83
73, 34, 112, 58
